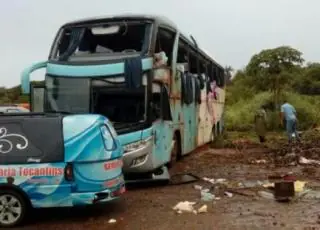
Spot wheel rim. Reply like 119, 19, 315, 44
0, 194, 22, 225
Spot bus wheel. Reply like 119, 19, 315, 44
0, 190, 27, 228
169, 133, 180, 168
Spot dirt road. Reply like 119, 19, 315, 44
19, 144, 320, 230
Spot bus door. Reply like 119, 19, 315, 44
151, 83, 173, 166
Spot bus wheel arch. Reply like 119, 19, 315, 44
0, 185, 30, 227
169, 130, 182, 168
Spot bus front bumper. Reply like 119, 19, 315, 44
72, 184, 126, 206
122, 138, 154, 173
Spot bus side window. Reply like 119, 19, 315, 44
155, 27, 176, 67
189, 50, 198, 75
177, 38, 189, 66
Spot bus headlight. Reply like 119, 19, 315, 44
124, 137, 152, 153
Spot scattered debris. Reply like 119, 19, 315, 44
173, 201, 196, 213
224, 191, 233, 198
274, 181, 295, 202
227, 189, 256, 197
299, 156, 320, 166
108, 219, 117, 224
249, 159, 267, 164
201, 188, 210, 193
263, 180, 307, 193
201, 191, 215, 202
242, 180, 265, 188
197, 205, 208, 213
294, 181, 306, 193
258, 191, 275, 200
194, 185, 203, 190
203, 177, 215, 184
202, 177, 227, 185
216, 178, 227, 183
303, 190, 320, 200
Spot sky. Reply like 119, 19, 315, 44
1, 0, 320, 87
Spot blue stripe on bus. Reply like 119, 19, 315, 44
46, 58, 153, 77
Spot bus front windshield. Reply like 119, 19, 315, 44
44, 76, 90, 113
51, 21, 151, 61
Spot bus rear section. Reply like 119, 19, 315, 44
0, 113, 125, 228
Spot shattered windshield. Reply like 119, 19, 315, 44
52, 21, 151, 61
44, 76, 90, 113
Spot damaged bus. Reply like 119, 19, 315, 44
21, 15, 225, 181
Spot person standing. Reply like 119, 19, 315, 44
254, 105, 268, 143
280, 101, 300, 143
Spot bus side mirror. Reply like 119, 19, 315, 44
21, 61, 48, 94
30, 83, 45, 112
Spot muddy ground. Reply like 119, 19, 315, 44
19, 141, 320, 230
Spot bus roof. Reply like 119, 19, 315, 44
63, 14, 177, 28
62, 14, 224, 70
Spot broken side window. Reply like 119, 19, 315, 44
154, 27, 176, 67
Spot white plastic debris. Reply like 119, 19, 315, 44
214, 197, 221, 200
216, 178, 227, 183
201, 188, 210, 193
224, 191, 233, 198
198, 205, 208, 213
173, 201, 196, 213
194, 185, 203, 190
203, 177, 215, 184
108, 219, 117, 224
299, 156, 320, 165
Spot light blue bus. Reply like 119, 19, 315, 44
0, 113, 125, 227
21, 15, 226, 180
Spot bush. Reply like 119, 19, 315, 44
225, 91, 320, 131
225, 91, 272, 131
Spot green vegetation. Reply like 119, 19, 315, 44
225, 46, 320, 132
0, 81, 43, 104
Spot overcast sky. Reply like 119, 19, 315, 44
1, 0, 319, 87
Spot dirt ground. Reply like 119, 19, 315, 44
18, 141, 320, 230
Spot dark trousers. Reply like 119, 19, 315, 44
259, 136, 266, 143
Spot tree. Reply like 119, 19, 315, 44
225, 65, 234, 84
295, 63, 320, 95
245, 46, 304, 110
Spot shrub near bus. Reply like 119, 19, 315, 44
0, 114, 125, 228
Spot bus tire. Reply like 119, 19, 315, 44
0, 189, 28, 228
168, 132, 181, 168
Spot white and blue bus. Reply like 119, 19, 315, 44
21, 14, 226, 180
